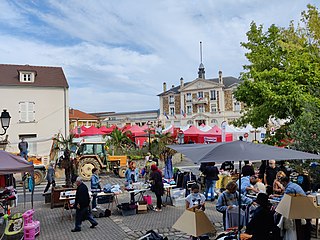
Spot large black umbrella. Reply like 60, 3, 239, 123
167, 141, 320, 163
167, 141, 320, 238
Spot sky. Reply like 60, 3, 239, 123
0, 0, 318, 113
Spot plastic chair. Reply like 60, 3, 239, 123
23, 209, 40, 240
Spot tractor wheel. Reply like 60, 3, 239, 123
34, 169, 44, 185
78, 158, 100, 181
118, 167, 126, 178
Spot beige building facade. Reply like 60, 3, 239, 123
158, 64, 242, 127
0, 64, 69, 157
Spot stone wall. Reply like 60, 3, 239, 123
204, 92, 210, 112
163, 96, 169, 114
192, 93, 197, 113
224, 90, 233, 111
175, 95, 181, 115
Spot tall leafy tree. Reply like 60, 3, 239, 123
234, 5, 320, 129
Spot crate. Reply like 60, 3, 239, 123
172, 197, 186, 207
122, 208, 136, 216
97, 195, 114, 204
118, 203, 137, 216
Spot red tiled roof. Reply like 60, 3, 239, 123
69, 109, 99, 121
0, 64, 68, 88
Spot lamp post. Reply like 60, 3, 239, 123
0, 109, 11, 136
250, 128, 261, 142
147, 121, 152, 152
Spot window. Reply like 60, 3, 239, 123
170, 107, 175, 116
211, 119, 218, 125
210, 90, 216, 100
197, 92, 204, 99
186, 93, 192, 102
187, 120, 193, 125
169, 95, 174, 104
19, 134, 37, 155
83, 144, 94, 154
211, 104, 217, 113
234, 102, 241, 111
19, 72, 35, 83
186, 105, 192, 114
19, 101, 35, 122
198, 105, 204, 113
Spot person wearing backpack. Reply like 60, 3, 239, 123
216, 181, 252, 230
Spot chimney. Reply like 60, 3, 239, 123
219, 71, 223, 84
163, 82, 167, 92
180, 77, 184, 88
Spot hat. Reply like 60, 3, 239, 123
255, 193, 269, 207
151, 164, 158, 171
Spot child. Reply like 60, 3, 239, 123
185, 183, 206, 210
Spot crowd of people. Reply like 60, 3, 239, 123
61, 156, 314, 239
197, 159, 313, 239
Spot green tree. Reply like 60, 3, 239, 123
106, 128, 133, 155
150, 132, 176, 157
289, 103, 320, 153
234, 5, 320, 129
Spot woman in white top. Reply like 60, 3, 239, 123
185, 184, 206, 210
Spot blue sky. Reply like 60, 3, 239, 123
0, 0, 318, 113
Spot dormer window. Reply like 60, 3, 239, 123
19, 71, 35, 83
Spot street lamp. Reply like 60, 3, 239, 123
250, 128, 261, 142
0, 109, 11, 136
147, 121, 152, 152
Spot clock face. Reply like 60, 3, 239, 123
197, 82, 202, 88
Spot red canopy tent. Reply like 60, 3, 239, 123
201, 125, 233, 142
122, 125, 148, 148
80, 125, 105, 137
81, 125, 88, 131
183, 126, 204, 143
100, 125, 118, 134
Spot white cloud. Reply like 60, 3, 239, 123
0, 0, 317, 112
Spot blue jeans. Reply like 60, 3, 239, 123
75, 207, 97, 230
205, 179, 217, 200
92, 194, 97, 209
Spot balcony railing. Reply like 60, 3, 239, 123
192, 97, 208, 105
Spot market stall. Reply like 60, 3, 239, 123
0, 150, 34, 208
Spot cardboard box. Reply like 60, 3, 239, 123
138, 204, 147, 211
173, 209, 215, 237
137, 201, 148, 213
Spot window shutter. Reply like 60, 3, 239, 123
28, 102, 35, 122
19, 102, 27, 122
